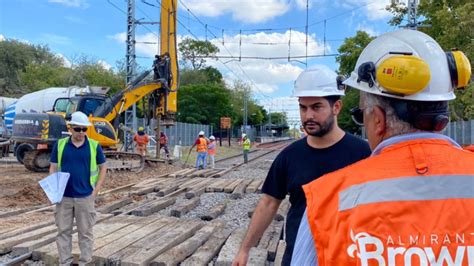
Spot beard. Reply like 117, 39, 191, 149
303, 114, 335, 137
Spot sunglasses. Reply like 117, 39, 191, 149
72, 127, 88, 132
350, 107, 364, 126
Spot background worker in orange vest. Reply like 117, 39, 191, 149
207, 135, 216, 168
233, 67, 371, 266
190, 131, 208, 169
133, 127, 149, 156
159, 131, 170, 159
292, 29, 473, 265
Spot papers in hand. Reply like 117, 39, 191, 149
39, 172, 70, 204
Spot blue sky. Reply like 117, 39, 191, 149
1, 0, 401, 123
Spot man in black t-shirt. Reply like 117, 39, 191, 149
233, 67, 371, 266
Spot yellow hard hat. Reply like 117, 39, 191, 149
138, 127, 144, 132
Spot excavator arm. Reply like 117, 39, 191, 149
94, 0, 178, 126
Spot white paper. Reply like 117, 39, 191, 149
38, 172, 70, 204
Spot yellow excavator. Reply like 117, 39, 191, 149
11, 0, 178, 172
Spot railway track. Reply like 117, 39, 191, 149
0, 139, 293, 265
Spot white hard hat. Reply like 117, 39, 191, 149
292, 66, 345, 97
343, 29, 471, 101
209, 135, 215, 140
242, 133, 247, 138
198, 131, 205, 136
68, 111, 91, 126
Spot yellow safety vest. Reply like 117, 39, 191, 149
243, 138, 251, 151
57, 137, 99, 188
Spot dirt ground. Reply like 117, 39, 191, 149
0, 158, 181, 210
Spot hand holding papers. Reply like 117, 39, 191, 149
38, 172, 70, 204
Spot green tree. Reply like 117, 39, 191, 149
336, 31, 375, 133
178, 38, 219, 70
387, 1, 474, 120
179, 66, 223, 86
336, 31, 375, 76
0, 39, 63, 96
229, 80, 267, 126
177, 83, 234, 129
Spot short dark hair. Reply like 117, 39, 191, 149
324, 95, 341, 107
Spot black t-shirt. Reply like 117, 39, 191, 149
261, 133, 371, 262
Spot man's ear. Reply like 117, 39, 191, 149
373, 106, 386, 136
333, 100, 343, 115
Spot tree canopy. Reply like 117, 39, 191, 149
178, 38, 219, 70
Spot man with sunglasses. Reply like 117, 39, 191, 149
233, 66, 371, 266
293, 29, 473, 265
49, 111, 107, 265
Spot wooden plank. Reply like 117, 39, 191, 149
156, 184, 179, 196
206, 178, 229, 192
93, 217, 175, 265
111, 198, 154, 215
247, 247, 268, 266
30, 214, 113, 262
200, 203, 226, 221
0, 224, 58, 254
12, 216, 136, 257
197, 169, 214, 177
170, 197, 200, 217
41, 216, 138, 264
274, 198, 289, 221
213, 179, 236, 192
99, 182, 136, 195
274, 240, 286, 266
224, 179, 244, 193
0, 220, 54, 241
130, 197, 176, 216
150, 221, 225, 266
167, 168, 192, 178
0, 205, 48, 219
231, 179, 253, 199
215, 228, 246, 266
266, 221, 284, 261
257, 181, 264, 193
202, 169, 220, 178
180, 227, 233, 266
176, 168, 196, 178
245, 179, 262, 193
119, 220, 204, 266
210, 168, 233, 178
185, 179, 214, 199
97, 197, 133, 214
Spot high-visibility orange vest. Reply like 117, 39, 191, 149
303, 138, 474, 265
208, 142, 216, 155
133, 133, 149, 146
196, 137, 207, 152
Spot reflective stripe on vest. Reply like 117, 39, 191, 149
57, 137, 99, 188
339, 174, 474, 211
243, 139, 251, 150
197, 138, 207, 152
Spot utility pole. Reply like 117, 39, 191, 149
406, 0, 418, 30
243, 86, 248, 133
125, 0, 137, 151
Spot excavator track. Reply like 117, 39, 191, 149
23, 150, 51, 172
104, 151, 145, 173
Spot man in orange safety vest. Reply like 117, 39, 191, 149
292, 29, 474, 265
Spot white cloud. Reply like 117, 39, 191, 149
180, 0, 290, 23
337, 0, 392, 20
356, 24, 380, 36
48, 0, 89, 8
98, 60, 112, 70
0, 35, 5, 41
109, 30, 328, 103
109, 32, 160, 58
39, 33, 72, 45
56, 53, 72, 68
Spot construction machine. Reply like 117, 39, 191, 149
10, 0, 178, 172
